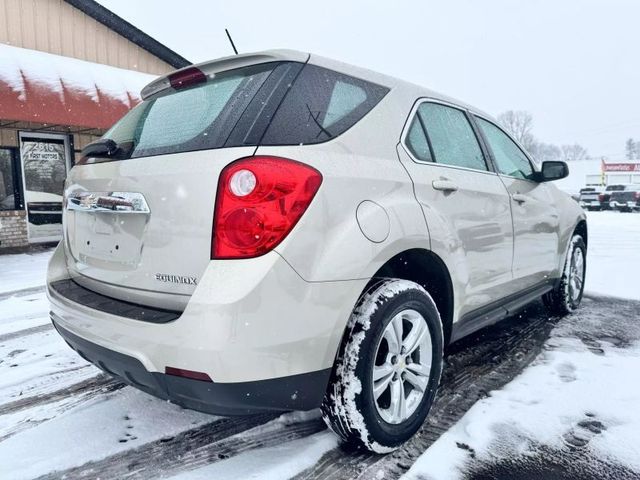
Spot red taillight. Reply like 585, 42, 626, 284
635, 191, 640, 200
598, 194, 605, 202
212, 156, 322, 259
168, 67, 206, 90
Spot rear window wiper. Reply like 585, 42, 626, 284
79, 139, 132, 164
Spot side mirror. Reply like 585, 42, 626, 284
537, 161, 569, 182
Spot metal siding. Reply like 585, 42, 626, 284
0, 0, 173, 75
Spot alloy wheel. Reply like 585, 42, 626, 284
372, 309, 432, 424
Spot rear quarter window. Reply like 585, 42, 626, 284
260, 64, 389, 145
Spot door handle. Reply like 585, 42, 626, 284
432, 180, 459, 192
512, 193, 528, 204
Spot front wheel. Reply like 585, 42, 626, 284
321, 279, 444, 453
543, 234, 586, 315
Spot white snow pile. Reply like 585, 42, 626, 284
0, 43, 155, 105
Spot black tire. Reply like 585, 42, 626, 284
543, 234, 586, 315
321, 279, 444, 453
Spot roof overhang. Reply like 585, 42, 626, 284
0, 44, 156, 130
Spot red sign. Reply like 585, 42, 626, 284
602, 162, 640, 172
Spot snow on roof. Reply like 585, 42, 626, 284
0, 43, 157, 130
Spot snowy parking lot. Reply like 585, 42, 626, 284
0, 211, 638, 480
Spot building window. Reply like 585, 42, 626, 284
0, 148, 20, 210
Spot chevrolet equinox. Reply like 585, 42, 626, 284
47, 50, 587, 452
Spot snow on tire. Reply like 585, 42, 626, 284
543, 233, 587, 315
321, 279, 444, 453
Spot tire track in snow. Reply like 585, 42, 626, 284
0, 373, 121, 417
0, 323, 53, 343
0, 374, 124, 442
34, 414, 326, 480
0, 285, 46, 302
293, 301, 559, 480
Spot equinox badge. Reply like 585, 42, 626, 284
155, 274, 198, 285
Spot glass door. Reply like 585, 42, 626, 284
18, 132, 72, 243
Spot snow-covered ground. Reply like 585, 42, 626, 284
0, 250, 52, 294
0, 210, 638, 479
583, 211, 640, 300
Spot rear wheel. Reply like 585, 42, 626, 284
321, 279, 444, 453
543, 234, 586, 315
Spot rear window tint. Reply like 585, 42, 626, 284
260, 64, 389, 145
99, 63, 286, 160
84, 62, 388, 163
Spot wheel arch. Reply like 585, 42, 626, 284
363, 248, 455, 345
574, 219, 588, 248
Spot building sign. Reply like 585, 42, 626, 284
19, 133, 70, 243
601, 161, 640, 172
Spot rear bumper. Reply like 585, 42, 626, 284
52, 318, 330, 414
579, 200, 600, 208
610, 200, 638, 210
47, 243, 366, 411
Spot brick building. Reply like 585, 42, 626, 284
0, 0, 190, 249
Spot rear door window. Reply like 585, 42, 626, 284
415, 103, 487, 171
260, 64, 389, 145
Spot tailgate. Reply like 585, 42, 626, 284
64, 147, 255, 309
61, 59, 307, 310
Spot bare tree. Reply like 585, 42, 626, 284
625, 138, 637, 160
560, 144, 588, 162
529, 141, 562, 162
497, 110, 535, 151
497, 110, 588, 162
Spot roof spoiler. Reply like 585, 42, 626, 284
140, 49, 309, 100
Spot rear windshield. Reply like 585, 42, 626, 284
86, 62, 389, 162
99, 62, 285, 160
606, 185, 626, 191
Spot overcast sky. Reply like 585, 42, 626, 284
100, 0, 639, 160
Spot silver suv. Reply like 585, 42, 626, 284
47, 50, 587, 453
